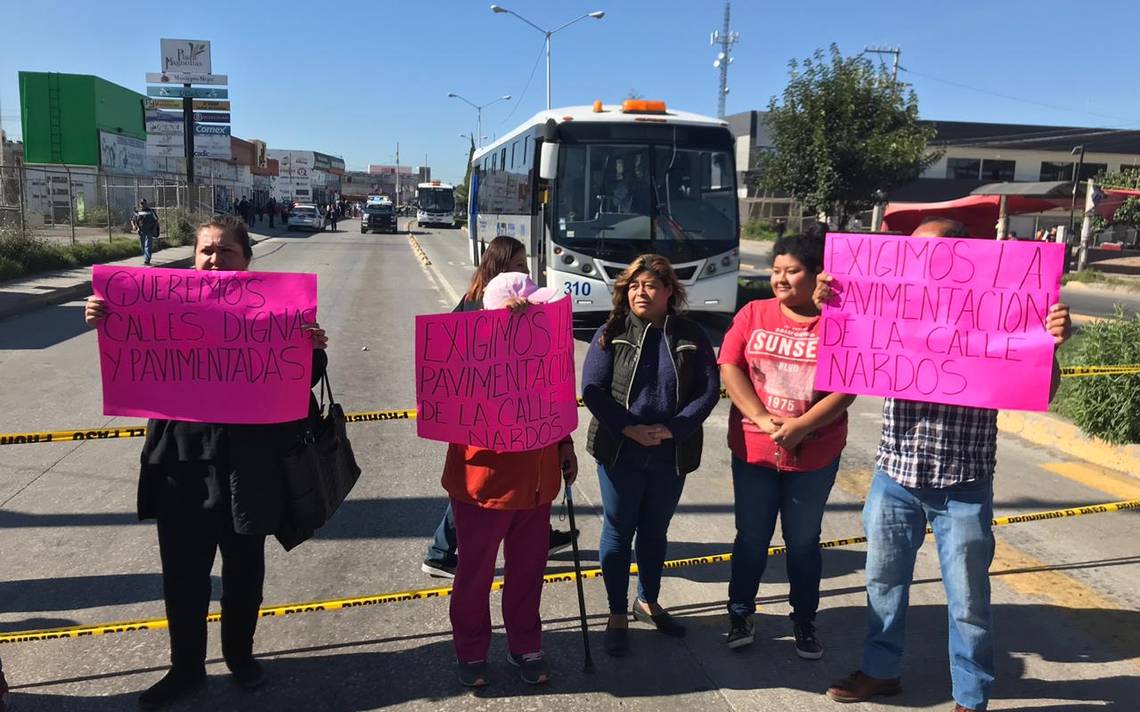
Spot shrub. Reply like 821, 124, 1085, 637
159, 208, 209, 247
743, 218, 779, 241
78, 205, 124, 228
1053, 308, 1140, 444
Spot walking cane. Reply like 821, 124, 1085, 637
562, 471, 594, 672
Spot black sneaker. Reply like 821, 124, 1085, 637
726, 613, 754, 650
456, 660, 490, 687
421, 557, 457, 578
138, 668, 207, 710
548, 528, 578, 556
793, 620, 823, 660
506, 651, 550, 685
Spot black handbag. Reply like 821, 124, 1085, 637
280, 372, 362, 534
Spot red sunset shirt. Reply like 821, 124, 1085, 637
717, 298, 848, 471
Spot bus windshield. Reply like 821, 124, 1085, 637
555, 143, 736, 262
418, 188, 455, 213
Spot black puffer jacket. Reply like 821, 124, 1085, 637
137, 350, 328, 545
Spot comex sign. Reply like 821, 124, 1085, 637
161, 39, 211, 75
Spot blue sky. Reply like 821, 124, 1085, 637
3, 0, 1140, 184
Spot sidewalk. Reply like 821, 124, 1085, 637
0, 221, 300, 322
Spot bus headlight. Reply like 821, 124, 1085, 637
721, 256, 732, 267
582, 263, 594, 274
562, 254, 574, 265
706, 263, 717, 274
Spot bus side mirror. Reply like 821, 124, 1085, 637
540, 142, 558, 181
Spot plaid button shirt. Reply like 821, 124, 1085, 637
876, 398, 998, 488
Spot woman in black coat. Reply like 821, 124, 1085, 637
85, 216, 329, 710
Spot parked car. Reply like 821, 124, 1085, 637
361, 203, 398, 234
288, 204, 325, 231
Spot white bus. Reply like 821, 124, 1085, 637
467, 99, 739, 316
416, 181, 456, 227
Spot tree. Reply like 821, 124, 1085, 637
454, 135, 476, 211
1088, 170, 1140, 234
760, 45, 940, 228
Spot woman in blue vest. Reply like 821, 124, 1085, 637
582, 254, 720, 656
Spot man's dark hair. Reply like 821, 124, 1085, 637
771, 231, 825, 273
198, 215, 253, 259
917, 215, 966, 236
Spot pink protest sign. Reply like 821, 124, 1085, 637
814, 233, 1064, 411
92, 265, 318, 423
415, 298, 578, 452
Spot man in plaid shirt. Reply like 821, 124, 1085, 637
822, 218, 1072, 712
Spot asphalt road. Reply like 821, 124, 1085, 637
1, 218, 1137, 711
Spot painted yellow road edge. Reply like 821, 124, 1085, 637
2, 499, 1136, 645
999, 411, 1140, 478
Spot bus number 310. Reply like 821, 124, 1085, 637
563, 281, 592, 297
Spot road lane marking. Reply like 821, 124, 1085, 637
1040, 462, 1140, 500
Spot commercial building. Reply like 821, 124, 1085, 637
19, 72, 147, 171
269, 150, 345, 205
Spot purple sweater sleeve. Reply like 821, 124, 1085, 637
582, 324, 633, 436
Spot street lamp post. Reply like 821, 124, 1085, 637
447, 93, 511, 148
1067, 144, 1085, 272
490, 5, 605, 110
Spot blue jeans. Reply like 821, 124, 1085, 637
727, 456, 838, 621
597, 446, 685, 614
425, 502, 458, 563
862, 469, 995, 711
139, 231, 155, 263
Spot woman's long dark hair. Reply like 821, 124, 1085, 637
599, 254, 687, 347
464, 235, 525, 303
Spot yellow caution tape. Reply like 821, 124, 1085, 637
1059, 365, 1140, 377
2, 498, 1135, 645
3, 368, 1137, 447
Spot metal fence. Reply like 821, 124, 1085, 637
0, 164, 243, 245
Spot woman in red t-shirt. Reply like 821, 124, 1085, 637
717, 230, 855, 660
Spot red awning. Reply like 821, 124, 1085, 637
881, 187, 1140, 236
882, 194, 1063, 237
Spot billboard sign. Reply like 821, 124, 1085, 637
146, 72, 227, 86
160, 39, 212, 74
193, 123, 231, 138
99, 132, 147, 175
147, 86, 228, 99
193, 112, 230, 123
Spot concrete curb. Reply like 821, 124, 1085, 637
998, 410, 1140, 478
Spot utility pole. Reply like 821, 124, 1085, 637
864, 45, 901, 83
710, 1, 740, 118
395, 141, 400, 205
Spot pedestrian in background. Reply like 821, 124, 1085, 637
582, 254, 720, 657
327, 203, 338, 232
823, 216, 1072, 712
440, 236, 577, 688
84, 216, 331, 711
267, 197, 277, 229
719, 230, 854, 659
131, 199, 160, 266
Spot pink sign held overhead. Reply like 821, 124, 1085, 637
814, 233, 1064, 411
92, 265, 318, 424
415, 298, 578, 452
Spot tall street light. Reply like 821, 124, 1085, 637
490, 5, 605, 110
448, 93, 511, 148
